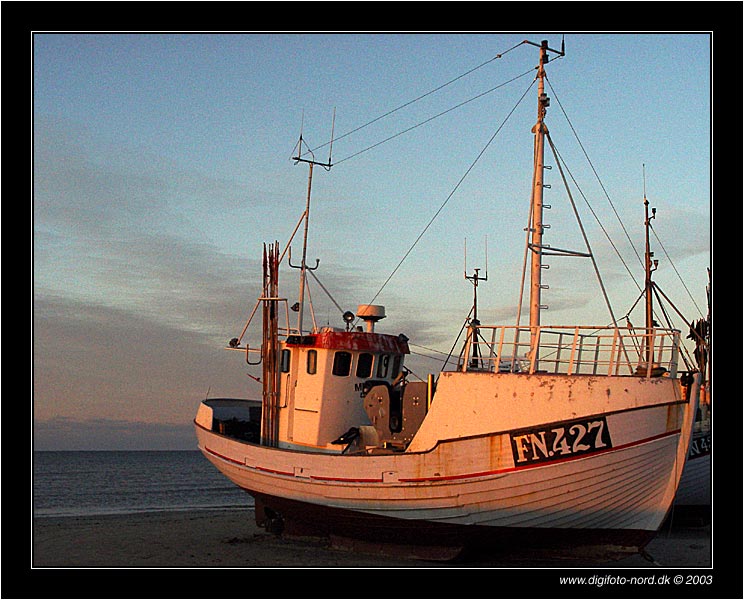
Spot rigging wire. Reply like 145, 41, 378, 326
303, 40, 529, 161
409, 342, 452, 358
307, 268, 346, 315
650, 223, 705, 318
332, 68, 536, 165
545, 74, 645, 269
359, 77, 538, 314
546, 74, 706, 326
546, 132, 620, 329
292, 42, 704, 363
286, 44, 537, 338
547, 139, 683, 335
651, 284, 695, 369
547, 131, 642, 296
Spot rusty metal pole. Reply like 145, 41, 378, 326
529, 40, 550, 366
261, 242, 280, 446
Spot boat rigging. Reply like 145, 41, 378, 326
196, 37, 703, 563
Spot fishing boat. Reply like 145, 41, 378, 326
194, 39, 701, 561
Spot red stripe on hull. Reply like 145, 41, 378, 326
204, 427, 681, 484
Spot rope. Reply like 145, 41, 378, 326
546, 129, 642, 296
360, 78, 537, 314
332, 68, 536, 165
650, 223, 705, 318
304, 40, 530, 161
546, 132, 620, 328
545, 74, 644, 270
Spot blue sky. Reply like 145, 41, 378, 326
33, 32, 711, 450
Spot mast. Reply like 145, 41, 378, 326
465, 267, 487, 370
464, 238, 488, 370
297, 160, 314, 334
527, 40, 561, 361
291, 112, 334, 334
261, 242, 280, 446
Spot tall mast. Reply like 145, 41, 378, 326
528, 40, 552, 360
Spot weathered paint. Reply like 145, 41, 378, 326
274, 330, 409, 451
286, 330, 409, 354
407, 371, 683, 452
194, 371, 698, 543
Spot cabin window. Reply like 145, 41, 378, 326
356, 352, 373, 378
332, 351, 352, 376
377, 354, 390, 378
306, 349, 317, 375
392, 354, 402, 378
281, 349, 291, 373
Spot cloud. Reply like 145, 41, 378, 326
32, 294, 253, 436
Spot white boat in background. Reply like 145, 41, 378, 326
675, 400, 710, 508
195, 39, 701, 561
675, 272, 711, 512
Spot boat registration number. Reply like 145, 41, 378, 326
510, 416, 612, 466
689, 433, 711, 458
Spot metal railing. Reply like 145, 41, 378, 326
459, 325, 682, 377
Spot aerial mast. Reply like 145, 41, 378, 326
291, 110, 335, 334
643, 165, 658, 371
464, 238, 488, 370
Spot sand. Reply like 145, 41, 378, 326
31, 507, 711, 569
19, 509, 727, 599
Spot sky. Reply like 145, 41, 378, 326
32, 31, 712, 450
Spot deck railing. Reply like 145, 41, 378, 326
459, 325, 681, 377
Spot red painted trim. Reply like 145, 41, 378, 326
204, 428, 681, 485
310, 475, 384, 483
254, 464, 294, 477
204, 446, 244, 466
287, 330, 410, 354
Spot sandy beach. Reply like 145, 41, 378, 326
31, 507, 711, 569
19, 508, 732, 600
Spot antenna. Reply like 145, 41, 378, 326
289, 111, 336, 333
642, 163, 659, 372
464, 237, 488, 325
464, 237, 489, 284
327, 107, 336, 167
463, 237, 488, 371
292, 110, 335, 170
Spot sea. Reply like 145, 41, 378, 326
33, 451, 252, 518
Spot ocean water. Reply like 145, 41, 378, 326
33, 451, 252, 518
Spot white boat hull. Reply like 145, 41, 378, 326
675, 428, 711, 507
195, 372, 698, 555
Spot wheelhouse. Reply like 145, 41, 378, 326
275, 327, 410, 451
